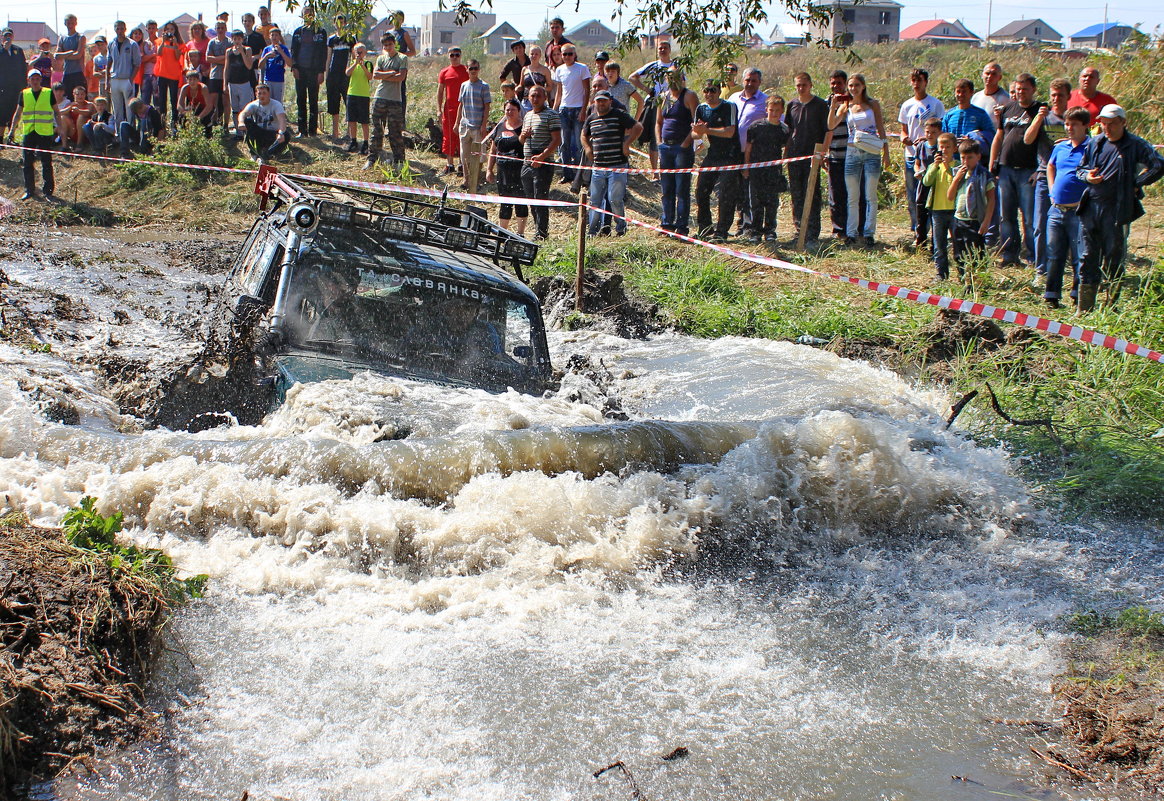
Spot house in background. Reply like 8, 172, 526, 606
638, 26, 671, 50
806, 0, 901, 45
900, 18, 982, 46
6, 20, 57, 52
1068, 22, 1139, 49
477, 21, 523, 55
565, 18, 617, 47
768, 20, 809, 47
420, 9, 496, 54
364, 16, 420, 51
989, 18, 1061, 46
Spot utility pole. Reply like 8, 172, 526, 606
1101, 4, 1109, 47
986, 0, 992, 47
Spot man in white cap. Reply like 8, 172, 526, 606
8, 68, 60, 200
1075, 104, 1164, 310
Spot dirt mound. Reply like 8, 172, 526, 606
920, 307, 1006, 362
1038, 629, 1164, 796
532, 271, 670, 339
0, 520, 171, 794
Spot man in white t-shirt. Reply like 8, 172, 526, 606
553, 43, 590, 183
239, 83, 290, 161
629, 39, 675, 175
898, 67, 944, 245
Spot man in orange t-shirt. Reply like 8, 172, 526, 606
1067, 66, 1116, 125
436, 47, 469, 173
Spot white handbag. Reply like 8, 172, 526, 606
851, 129, 885, 155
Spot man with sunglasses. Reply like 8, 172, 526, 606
553, 45, 590, 184
437, 48, 470, 174
693, 79, 741, 243
722, 63, 739, 96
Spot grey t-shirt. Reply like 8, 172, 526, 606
58, 32, 82, 74
242, 98, 285, 130
372, 53, 407, 102
207, 37, 229, 81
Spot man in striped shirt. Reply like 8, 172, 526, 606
582, 89, 642, 235
455, 59, 491, 193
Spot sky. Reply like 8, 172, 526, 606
7, 0, 1162, 44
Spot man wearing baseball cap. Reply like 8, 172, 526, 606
8, 68, 59, 200
0, 28, 26, 145
581, 88, 642, 236
1075, 104, 1164, 310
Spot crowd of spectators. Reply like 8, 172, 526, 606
2, 9, 1163, 311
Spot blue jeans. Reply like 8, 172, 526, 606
83, 121, 115, 152
998, 165, 1035, 263
558, 106, 582, 181
844, 147, 880, 238
930, 209, 956, 278
118, 121, 153, 156
905, 158, 919, 232
1044, 204, 1082, 301
588, 167, 628, 234
658, 142, 694, 232
1032, 176, 1051, 275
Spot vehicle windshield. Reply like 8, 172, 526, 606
281, 252, 543, 390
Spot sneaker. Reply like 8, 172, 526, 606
443, 164, 455, 175
708, 234, 726, 244
1045, 297, 1061, 309
763, 233, 778, 243
346, 140, 359, 153
362, 155, 378, 171
747, 233, 761, 244
360, 141, 368, 155
1030, 273, 1047, 290
19, 190, 34, 201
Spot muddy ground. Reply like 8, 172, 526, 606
0, 518, 171, 795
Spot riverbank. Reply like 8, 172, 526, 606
0, 512, 172, 795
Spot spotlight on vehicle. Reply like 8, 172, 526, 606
287, 202, 319, 235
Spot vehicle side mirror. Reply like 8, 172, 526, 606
513, 346, 532, 359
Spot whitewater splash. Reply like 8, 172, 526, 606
7, 246, 1151, 799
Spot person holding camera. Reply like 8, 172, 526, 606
154, 22, 185, 128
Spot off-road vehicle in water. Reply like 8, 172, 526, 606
151, 171, 554, 430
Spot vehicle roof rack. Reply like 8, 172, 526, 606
258, 170, 540, 270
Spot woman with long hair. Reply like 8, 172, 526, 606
484, 99, 529, 236
654, 67, 698, 236
185, 20, 210, 77
827, 73, 889, 246
154, 21, 185, 126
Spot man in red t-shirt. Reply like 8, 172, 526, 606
1068, 66, 1116, 125
436, 47, 469, 173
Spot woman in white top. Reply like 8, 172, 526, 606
827, 73, 889, 244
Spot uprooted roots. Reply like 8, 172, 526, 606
0, 519, 173, 793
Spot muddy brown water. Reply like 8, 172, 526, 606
2, 226, 1159, 800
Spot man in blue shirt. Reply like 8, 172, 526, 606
941, 79, 993, 140
1042, 107, 1090, 308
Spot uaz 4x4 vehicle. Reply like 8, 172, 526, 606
216, 171, 554, 405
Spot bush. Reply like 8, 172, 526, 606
116, 121, 236, 189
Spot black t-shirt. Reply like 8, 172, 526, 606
997, 99, 1040, 170
499, 54, 530, 85
697, 100, 741, 161
326, 35, 355, 75
584, 108, 637, 166
246, 31, 267, 59
491, 121, 524, 183
784, 95, 829, 157
746, 119, 788, 163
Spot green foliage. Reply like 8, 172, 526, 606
1068, 607, 1164, 639
116, 121, 236, 189
63, 497, 208, 603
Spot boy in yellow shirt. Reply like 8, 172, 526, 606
922, 131, 958, 280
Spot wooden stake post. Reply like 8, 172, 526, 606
795, 143, 828, 252
575, 187, 588, 311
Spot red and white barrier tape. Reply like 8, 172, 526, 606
489, 150, 813, 175
0, 141, 255, 176
582, 203, 1163, 364
2, 141, 1159, 364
